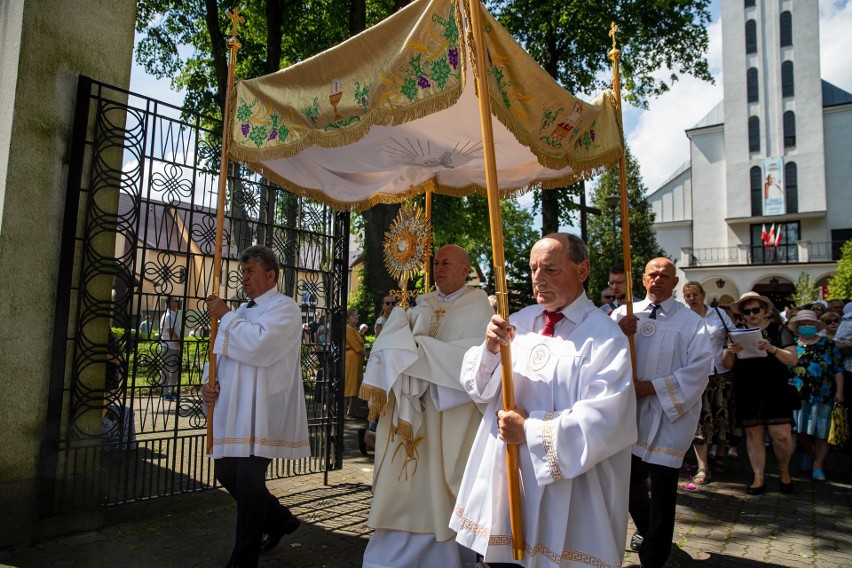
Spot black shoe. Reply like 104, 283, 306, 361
746, 484, 765, 495
779, 480, 794, 494
259, 515, 300, 553
630, 532, 644, 551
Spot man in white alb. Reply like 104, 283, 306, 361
202, 245, 310, 568
611, 257, 710, 568
360, 244, 494, 568
451, 233, 637, 568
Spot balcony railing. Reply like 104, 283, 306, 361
681, 241, 845, 267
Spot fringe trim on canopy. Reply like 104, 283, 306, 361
461, 0, 624, 173
237, 150, 620, 212
359, 383, 388, 423
228, 24, 468, 166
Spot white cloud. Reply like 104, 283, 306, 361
819, 0, 852, 91
626, 17, 724, 193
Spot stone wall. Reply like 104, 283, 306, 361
0, 0, 137, 546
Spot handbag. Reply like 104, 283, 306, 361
828, 403, 848, 446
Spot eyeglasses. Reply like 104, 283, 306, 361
384, 301, 396, 305
824, 319, 839, 324
608, 281, 625, 286
740, 307, 763, 315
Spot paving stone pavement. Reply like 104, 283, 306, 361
1, 426, 851, 567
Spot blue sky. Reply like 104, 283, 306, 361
129, 0, 852, 207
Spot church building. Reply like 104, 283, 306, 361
648, 0, 852, 307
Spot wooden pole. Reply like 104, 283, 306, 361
207, 8, 244, 454
468, 0, 523, 560
424, 190, 432, 293
608, 23, 637, 380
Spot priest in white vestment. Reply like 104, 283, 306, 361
451, 234, 637, 568
360, 244, 494, 568
202, 245, 310, 568
611, 257, 710, 568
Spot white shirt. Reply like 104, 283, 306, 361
452, 293, 637, 568
700, 305, 735, 374
159, 308, 181, 350
208, 288, 310, 460
612, 297, 711, 468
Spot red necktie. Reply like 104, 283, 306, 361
542, 311, 565, 337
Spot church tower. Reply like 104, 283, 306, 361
721, 0, 826, 238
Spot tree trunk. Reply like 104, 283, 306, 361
362, 204, 402, 299
349, 0, 366, 36
540, 32, 562, 236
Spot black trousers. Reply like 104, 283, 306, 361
215, 456, 293, 568
628, 455, 680, 568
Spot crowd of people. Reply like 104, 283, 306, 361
196, 240, 850, 568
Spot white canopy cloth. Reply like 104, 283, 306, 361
227, 0, 624, 211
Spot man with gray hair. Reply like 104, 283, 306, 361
202, 245, 310, 567
451, 234, 637, 567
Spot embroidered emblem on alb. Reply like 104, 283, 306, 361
529, 343, 550, 371
640, 321, 656, 337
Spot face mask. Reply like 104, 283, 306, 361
797, 325, 817, 338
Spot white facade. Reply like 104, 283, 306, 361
649, 0, 852, 307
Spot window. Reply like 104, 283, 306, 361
745, 20, 758, 54
750, 166, 763, 216
780, 11, 793, 47
782, 61, 794, 97
745, 0, 755, 8
751, 221, 800, 264
748, 116, 760, 152
783, 111, 796, 148
785, 162, 798, 213
832, 229, 852, 260
747, 68, 759, 102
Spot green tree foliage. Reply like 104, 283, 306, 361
488, 0, 713, 235
136, 0, 406, 315
430, 194, 538, 311
828, 240, 852, 300
585, 147, 664, 302
791, 272, 820, 306
135, 0, 394, 120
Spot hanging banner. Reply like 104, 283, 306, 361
762, 157, 785, 216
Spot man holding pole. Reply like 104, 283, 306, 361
451, 233, 637, 568
360, 244, 493, 568
611, 257, 710, 568
202, 245, 310, 568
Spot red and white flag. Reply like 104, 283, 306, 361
774, 226, 782, 247
761, 224, 768, 245
766, 224, 776, 248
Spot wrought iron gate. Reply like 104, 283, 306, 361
39, 76, 348, 515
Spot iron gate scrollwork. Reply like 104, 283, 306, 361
39, 76, 347, 515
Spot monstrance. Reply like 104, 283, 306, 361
383, 202, 432, 309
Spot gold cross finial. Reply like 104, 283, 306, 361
609, 22, 619, 51
227, 7, 245, 38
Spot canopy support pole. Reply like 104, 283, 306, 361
207, 8, 244, 454
424, 190, 432, 293
468, 0, 523, 560
608, 23, 637, 380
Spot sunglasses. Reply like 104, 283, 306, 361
824, 319, 839, 324
603, 295, 615, 300
384, 301, 396, 305
740, 307, 763, 315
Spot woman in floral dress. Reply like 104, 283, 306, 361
788, 310, 845, 482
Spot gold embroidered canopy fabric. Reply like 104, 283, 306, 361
228, 0, 624, 211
